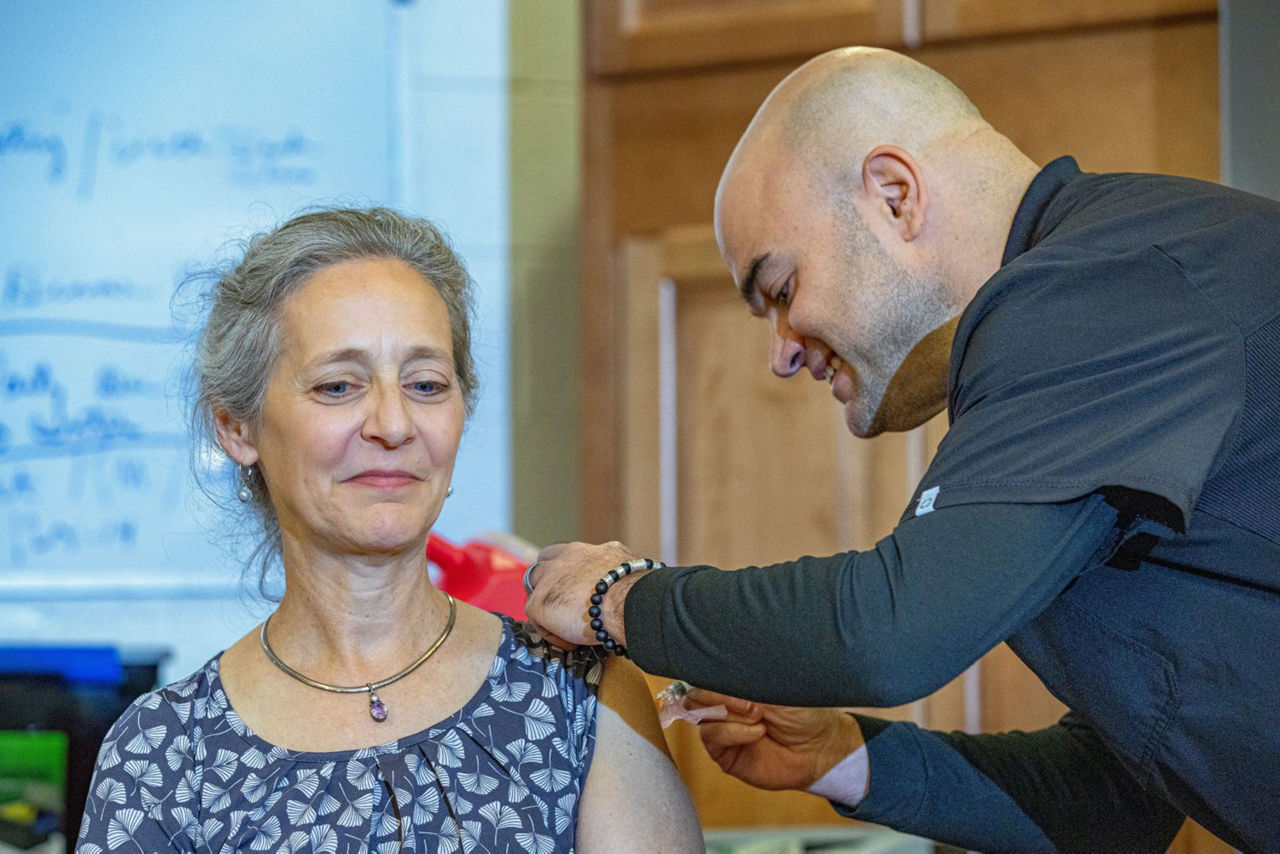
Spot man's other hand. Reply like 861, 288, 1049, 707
525, 540, 642, 650
687, 688, 864, 792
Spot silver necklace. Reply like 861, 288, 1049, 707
259, 593, 456, 723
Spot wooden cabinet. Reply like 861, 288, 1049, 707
586, 0, 903, 74
581, 1, 1228, 849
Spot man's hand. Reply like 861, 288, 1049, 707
525, 540, 644, 649
686, 688, 864, 793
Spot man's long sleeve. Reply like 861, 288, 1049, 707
841, 714, 1184, 853
625, 495, 1122, 706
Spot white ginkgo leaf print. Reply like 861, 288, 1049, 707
164, 734, 191, 771
208, 748, 240, 782
175, 768, 201, 804
377, 809, 400, 836
200, 816, 224, 844
506, 777, 530, 803
521, 700, 557, 740
139, 786, 162, 813
240, 772, 271, 803
554, 792, 576, 834
487, 655, 506, 680
337, 792, 375, 827
286, 797, 316, 825
458, 771, 499, 796
79, 844, 104, 854
97, 743, 121, 770
248, 815, 282, 850
451, 792, 474, 816
311, 825, 339, 854
95, 778, 126, 806
126, 724, 167, 753
171, 700, 192, 724
438, 817, 483, 854
105, 807, 144, 847
506, 738, 542, 765
412, 785, 441, 823
123, 759, 163, 788
479, 801, 522, 831
169, 807, 198, 837
278, 830, 310, 854
317, 791, 343, 817
201, 782, 231, 813
347, 759, 377, 788
139, 693, 163, 710
530, 766, 571, 792
241, 745, 268, 769
470, 702, 494, 719
291, 768, 321, 799
516, 830, 557, 854
436, 730, 466, 767
550, 736, 572, 760
491, 679, 530, 703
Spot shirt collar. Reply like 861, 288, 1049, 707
1001, 156, 1081, 266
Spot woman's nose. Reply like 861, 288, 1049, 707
769, 312, 806, 378
362, 386, 413, 448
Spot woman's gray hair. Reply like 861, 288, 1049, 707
185, 206, 477, 598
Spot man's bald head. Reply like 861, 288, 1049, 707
775, 47, 985, 162
719, 48, 993, 228
714, 47, 1039, 437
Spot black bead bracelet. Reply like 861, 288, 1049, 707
589, 558, 665, 657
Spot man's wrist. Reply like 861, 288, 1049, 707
805, 743, 869, 808
604, 569, 648, 646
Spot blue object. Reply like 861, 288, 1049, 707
0, 646, 122, 685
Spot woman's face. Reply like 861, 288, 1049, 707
229, 257, 465, 560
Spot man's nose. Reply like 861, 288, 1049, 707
769, 312, 805, 378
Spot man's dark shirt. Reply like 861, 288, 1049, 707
626, 158, 1280, 852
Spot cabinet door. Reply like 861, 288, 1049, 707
586, 0, 903, 75
921, 0, 1216, 42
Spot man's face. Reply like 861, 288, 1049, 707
715, 145, 954, 437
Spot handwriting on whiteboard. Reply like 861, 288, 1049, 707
1, 113, 320, 200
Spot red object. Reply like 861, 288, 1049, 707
428, 533, 529, 619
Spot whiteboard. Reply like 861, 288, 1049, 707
0, 1, 410, 595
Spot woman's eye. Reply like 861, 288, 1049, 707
409, 378, 444, 395
777, 279, 792, 306
316, 381, 353, 397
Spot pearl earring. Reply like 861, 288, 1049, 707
237, 465, 254, 503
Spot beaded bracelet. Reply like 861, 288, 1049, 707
588, 558, 665, 657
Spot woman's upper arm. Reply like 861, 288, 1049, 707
576, 657, 703, 853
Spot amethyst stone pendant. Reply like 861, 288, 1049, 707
368, 689, 388, 722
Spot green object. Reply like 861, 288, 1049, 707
0, 730, 67, 811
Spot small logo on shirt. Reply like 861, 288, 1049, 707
915, 486, 940, 516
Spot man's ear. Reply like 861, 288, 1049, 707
861, 145, 927, 241
213, 409, 258, 467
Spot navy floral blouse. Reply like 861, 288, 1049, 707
78, 618, 604, 853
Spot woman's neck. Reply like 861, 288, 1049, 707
264, 537, 452, 685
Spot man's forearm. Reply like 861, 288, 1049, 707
621, 495, 1119, 706
843, 714, 1183, 853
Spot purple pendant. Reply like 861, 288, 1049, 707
369, 690, 388, 722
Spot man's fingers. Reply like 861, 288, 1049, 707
534, 542, 571, 563
686, 688, 760, 718
697, 720, 766, 750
